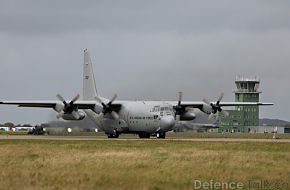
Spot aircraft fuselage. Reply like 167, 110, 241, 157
85, 101, 175, 137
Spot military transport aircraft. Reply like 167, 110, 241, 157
0, 50, 273, 138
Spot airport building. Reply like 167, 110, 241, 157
219, 76, 261, 133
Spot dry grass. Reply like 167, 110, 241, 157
0, 140, 290, 190
0, 131, 28, 135
167, 132, 290, 139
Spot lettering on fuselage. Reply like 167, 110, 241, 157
126, 103, 174, 132
130, 116, 155, 120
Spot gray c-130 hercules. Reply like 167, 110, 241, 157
0, 49, 273, 138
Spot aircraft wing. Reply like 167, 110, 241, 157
166, 100, 273, 116
218, 102, 274, 106
195, 124, 219, 129
179, 122, 219, 128
1, 100, 273, 109
0, 100, 99, 110
166, 101, 273, 108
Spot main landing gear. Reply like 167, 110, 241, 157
107, 129, 119, 138
107, 133, 119, 138
138, 132, 151, 138
138, 132, 166, 139
156, 132, 166, 139
106, 131, 166, 139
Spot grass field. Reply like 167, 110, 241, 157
166, 132, 290, 139
2, 130, 290, 139
0, 131, 28, 135
0, 140, 290, 190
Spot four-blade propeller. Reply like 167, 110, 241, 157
203, 92, 229, 121
95, 94, 119, 120
56, 93, 81, 119
173, 92, 183, 122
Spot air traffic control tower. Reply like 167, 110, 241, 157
220, 76, 261, 133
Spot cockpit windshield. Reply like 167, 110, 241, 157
152, 106, 160, 112
160, 106, 173, 116
152, 105, 173, 116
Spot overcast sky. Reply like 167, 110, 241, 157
0, 0, 289, 124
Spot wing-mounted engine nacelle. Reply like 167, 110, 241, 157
62, 111, 86, 120
180, 112, 196, 121
174, 92, 197, 122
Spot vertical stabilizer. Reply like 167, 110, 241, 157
83, 49, 98, 100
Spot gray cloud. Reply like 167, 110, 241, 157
1, 1, 290, 35
0, 0, 289, 124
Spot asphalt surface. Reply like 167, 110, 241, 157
1, 135, 290, 143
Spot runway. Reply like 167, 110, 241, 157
1, 135, 290, 143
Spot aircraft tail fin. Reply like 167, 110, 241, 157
83, 49, 98, 100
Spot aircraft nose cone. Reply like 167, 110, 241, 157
160, 116, 175, 131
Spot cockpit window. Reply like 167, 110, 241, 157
153, 106, 160, 112
161, 107, 171, 111
153, 106, 173, 114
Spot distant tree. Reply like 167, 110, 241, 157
4, 122, 14, 130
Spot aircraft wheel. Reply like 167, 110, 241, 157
107, 134, 119, 138
138, 132, 150, 138
157, 132, 166, 139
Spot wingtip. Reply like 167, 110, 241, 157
258, 102, 274, 106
